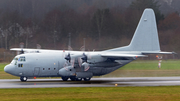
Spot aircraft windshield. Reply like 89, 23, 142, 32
11, 57, 18, 65
10, 56, 26, 65
18, 56, 26, 62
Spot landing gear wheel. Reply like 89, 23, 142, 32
83, 77, 91, 81
70, 76, 76, 81
76, 78, 82, 81
61, 76, 69, 81
20, 77, 27, 82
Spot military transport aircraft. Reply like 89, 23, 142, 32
4, 8, 173, 82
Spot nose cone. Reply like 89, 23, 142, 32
4, 65, 9, 73
4, 64, 14, 74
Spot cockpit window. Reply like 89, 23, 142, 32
11, 56, 26, 65
11, 57, 18, 65
18, 56, 26, 62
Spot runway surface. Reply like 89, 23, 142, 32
1, 77, 180, 88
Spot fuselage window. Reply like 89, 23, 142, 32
18, 64, 23, 67
48, 68, 50, 70
43, 68, 45, 70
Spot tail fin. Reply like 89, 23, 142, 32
106, 8, 160, 52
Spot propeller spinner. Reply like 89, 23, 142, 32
81, 53, 87, 63
65, 53, 71, 63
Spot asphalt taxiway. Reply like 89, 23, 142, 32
0, 77, 180, 88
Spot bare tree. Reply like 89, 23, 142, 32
92, 9, 110, 39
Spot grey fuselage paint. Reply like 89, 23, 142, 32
5, 52, 133, 78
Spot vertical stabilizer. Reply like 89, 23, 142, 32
105, 8, 160, 52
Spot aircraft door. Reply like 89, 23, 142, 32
34, 67, 40, 76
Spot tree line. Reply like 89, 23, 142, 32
0, 0, 179, 55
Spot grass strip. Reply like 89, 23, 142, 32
1, 86, 180, 101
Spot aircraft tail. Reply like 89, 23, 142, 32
105, 8, 160, 52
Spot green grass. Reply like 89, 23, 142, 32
121, 60, 180, 70
0, 63, 7, 71
1, 86, 180, 101
102, 60, 180, 77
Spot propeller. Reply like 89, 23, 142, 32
81, 53, 87, 63
36, 44, 41, 49
80, 53, 91, 71
81, 62, 90, 71
63, 52, 75, 68
61, 51, 76, 77
80, 46, 85, 51
65, 53, 71, 63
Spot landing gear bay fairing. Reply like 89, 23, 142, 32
4, 9, 173, 82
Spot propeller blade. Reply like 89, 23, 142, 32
65, 53, 71, 63
81, 62, 90, 71
80, 46, 85, 51
81, 53, 87, 63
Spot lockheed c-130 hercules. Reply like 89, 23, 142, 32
4, 8, 173, 82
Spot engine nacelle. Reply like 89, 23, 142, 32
87, 53, 106, 63
81, 62, 90, 71
59, 66, 76, 76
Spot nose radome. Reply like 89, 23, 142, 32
4, 65, 12, 74
4, 65, 9, 73
4, 65, 8, 73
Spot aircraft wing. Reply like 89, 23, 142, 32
10, 48, 59, 53
101, 53, 147, 58
141, 51, 175, 54
11, 48, 38, 51
101, 51, 174, 58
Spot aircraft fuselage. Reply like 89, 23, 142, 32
4, 51, 133, 81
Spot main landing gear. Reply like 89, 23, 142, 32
61, 76, 91, 81
20, 76, 27, 82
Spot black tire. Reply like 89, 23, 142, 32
20, 77, 27, 82
61, 76, 69, 81
76, 78, 82, 81
83, 77, 91, 81
70, 76, 76, 81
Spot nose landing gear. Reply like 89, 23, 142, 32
20, 76, 27, 82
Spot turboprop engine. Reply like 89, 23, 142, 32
59, 66, 76, 76
59, 52, 106, 77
